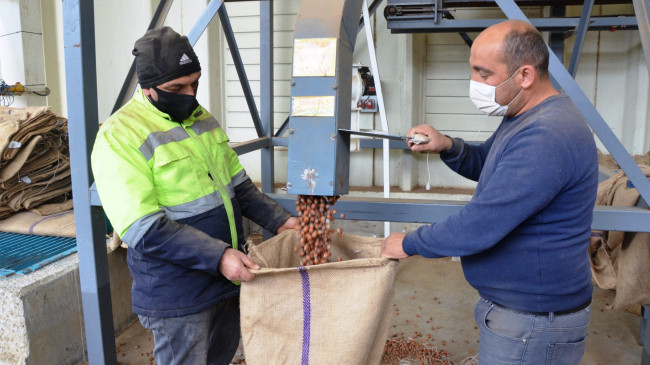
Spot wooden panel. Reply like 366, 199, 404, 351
224, 31, 295, 49
223, 47, 293, 66
427, 61, 471, 80
427, 32, 476, 45
225, 48, 260, 65
226, 80, 292, 97
227, 111, 290, 128
436, 130, 494, 142
425, 96, 477, 114
224, 3, 259, 17
224, 1, 299, 16
225, 64, 260, 82
425, 114, 501, 131
415, 157, 478, 189
225, 64, 292, 81
229, 16, 261, 32
427, 44, 471, 62
426, 79, 470, 97
228, 14, 297, 32
226, 96, 290, 113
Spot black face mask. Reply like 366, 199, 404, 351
148, 86, 199, 122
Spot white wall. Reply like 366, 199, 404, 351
0, 0, 48, 108
40, 0, 223, 121
5, 1, 648, 190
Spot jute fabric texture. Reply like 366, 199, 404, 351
590, 165, 650, 310
0, 106, 71, 221
241, 230, 398, 365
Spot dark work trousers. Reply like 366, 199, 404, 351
138, 296, 240, 365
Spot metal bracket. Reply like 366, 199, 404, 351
434, 0, 442, 24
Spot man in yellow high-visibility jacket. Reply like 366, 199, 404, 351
92, 27, 297, 365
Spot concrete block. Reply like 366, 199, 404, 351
0, 246, 134, 365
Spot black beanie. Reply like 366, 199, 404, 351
133, 26, 201, 88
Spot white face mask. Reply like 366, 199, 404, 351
469, 69, 524, 116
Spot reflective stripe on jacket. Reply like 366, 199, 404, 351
91, 89, 290, 317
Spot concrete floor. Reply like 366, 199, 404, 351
113, 256, 643, 364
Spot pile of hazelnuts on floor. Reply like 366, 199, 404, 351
294, 195, 346, 266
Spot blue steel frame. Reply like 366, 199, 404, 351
63, 0, 116, 363
286, 0, 365, 196
66, 0, 650, 363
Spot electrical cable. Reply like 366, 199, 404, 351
0, 79, 15, 106
426, 151, 431, 191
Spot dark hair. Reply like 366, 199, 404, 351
502, 27, 549, 79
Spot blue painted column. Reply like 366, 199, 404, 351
62, 0, 116, 363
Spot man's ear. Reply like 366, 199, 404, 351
142, 87, 152, 97
520, 65, 536, 89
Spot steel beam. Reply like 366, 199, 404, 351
548, 6, 565, 64
62, 0, 116, 363
187, 0, 224, 45
641, 304, 650, 365
387, 16, 638, 33
219, 5, 264, 138
90, 184, 650, 233
386, 0, 629, 8
568, 0, 595, 77
598, 165, 618, 182
358, 0, 384, 32
633, 0, 650, 75
261, 1, 274, 197
440, 0, 628, 5
495, 0, 650, 206
592, 206, 650, 232
274, 116, 291, 137
232, 137, 270, 155
269, 194, 650, 232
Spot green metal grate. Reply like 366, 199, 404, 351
0, 232, 77, 277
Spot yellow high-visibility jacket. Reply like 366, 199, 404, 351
92, 89, 290, 317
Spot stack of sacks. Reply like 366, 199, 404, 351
0, 106, 71, 220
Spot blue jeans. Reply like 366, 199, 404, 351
138, 296, 240, 365
475, 298, 590, 365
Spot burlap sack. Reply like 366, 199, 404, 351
0, 135, 42, 183
1, 109, 58, 162
590, 165, 650, 309
241, 230, 398, 365
0, 118, 20, 152
0, 210, 75, 237
29, 199, 73, 216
